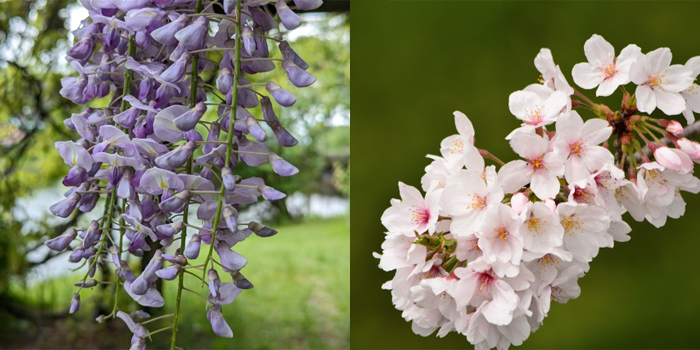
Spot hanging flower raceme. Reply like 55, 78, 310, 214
376, 34, 700, 349
48, 0, 322, 348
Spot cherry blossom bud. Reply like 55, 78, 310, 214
46, 228, 78, 251
155, 265, 182, 280
510, 192, 529, 215
268, 153, 298, 177
666, 120, 684, 135
248, 221, 277, 237
69, 293, 80, 314
677, 137, 700, 162
654, 146, 694, 174
174, 102, 206, 131
184, 234, 201, 259
266, 81, 297, 107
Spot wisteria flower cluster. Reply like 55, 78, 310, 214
376, 34, 700, 349
46, 0, 322, 348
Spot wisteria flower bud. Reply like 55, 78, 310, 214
276, 0, 301, 30
151, 13, 188, 45
174, 102, 206, 131
266, 81, 297, 107
215, 242, 247, 271
258, 185, 286, 201
163, 253, 187, 265
221, 166, 236, 192
130, 310, 150, 320
46, 228, 78, 251
217, 68, 233, 95
74, 279, 98, 288
159, 189, 191, 212
156, 221, 185, 238
67, 37, 94, 61
174, 16, 208, 50
69, 293, 80, 314
222, 205, 239, 232
69, 245, 84, 262
282, 59, 316, 88
268, 120, 299, 147
49, 192, 81, 218
279, 41, 309, 70
248, 221, 278, 237
206, 304, 233, 338
160, 53, 189, 83
208, 268, 221, 298
242, 25, 256, 56
156, 265, 182, 280
268, 153, 299, 177
114, 107, 140, 128
246, 116, 266, 142
184, 233, 201, 259
293, 0, 324, 10
155, 141, 196, 170
231, 270, 254, 289
82, 220, 102, 247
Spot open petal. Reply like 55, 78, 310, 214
655, 90, 686, 116
498, 160, 531, 193
635, 85, 656, 113
530, 171, 560, 200
572, 62, 603, 89
583, 34, 614, 65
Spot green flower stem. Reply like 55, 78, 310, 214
201, 0, 242, 284
77, 187, 117, 295
171, 1, 203, 348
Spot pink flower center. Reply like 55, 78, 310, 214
648, 71, 668, 90
467, 194, 487, 213
477, 272, 494, 293
527, 155, 546, 172
493, 225, 509, 242
410, 205, 431, 226
602, 63, 616, 79
569, 140, 586, 157
572, 186, 594, 204
525, 107, 544, 125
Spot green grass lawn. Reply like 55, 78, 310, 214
10, 216, 349, 349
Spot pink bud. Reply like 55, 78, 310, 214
654, 147, 694, 174
510, 192, 528, 215
666, 120, 684, 135
677, 138, 700, 162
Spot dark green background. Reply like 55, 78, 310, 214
351, 1, 700, 348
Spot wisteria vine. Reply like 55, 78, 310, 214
376, 34, 700, 349
46, 0, 322, 348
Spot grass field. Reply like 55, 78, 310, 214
7, 216, 349, 349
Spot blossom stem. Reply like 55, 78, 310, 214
120, 35, 136, 112
182, 286, 209, 301
201, 0, 241, 285
240, 57, 283, 62
171, 1, 203, 348
148, 326, 174, 337
142, 313, 175, 325
78, 187, 117, 294
478, 149, 505, 166
573, 88, 596, 107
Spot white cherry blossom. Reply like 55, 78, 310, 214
498, 132, 564, 200
629, 47, 694, 115
572, 34, 642, 96
381, 182, 442, 234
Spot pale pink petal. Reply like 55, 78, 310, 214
581, 118, 612, 145
542, 90, 568, 121
583, 146, 614, 173
572, 63, 603, 89
454, 111, 475, 143
509, 132, 548, 159
498, 160, 531, 194
555, 111, 583, 145
647, 47, 672, 72
530, 171, 560, 200
564, 155, 587, 185
542, 152, 564, 177
596, 77, 618, 97
615, 44, 643, 82
628, 56, 649, 85
654, 89, 686, 116
508, 91, 540, 120
583, 34, 614, 64
635, 84, 656, 113
660, 65, 694, 92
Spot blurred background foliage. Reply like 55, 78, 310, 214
0, 0, 349, 348
352, 1, 700, 349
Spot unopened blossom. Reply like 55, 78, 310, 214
629, 47, 694, 115
572, 34, 642, 96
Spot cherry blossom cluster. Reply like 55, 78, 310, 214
45, 0, 321, 348
376, 34, 700, 349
